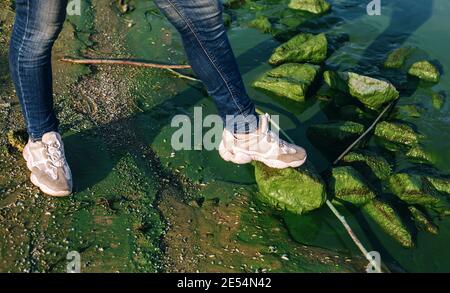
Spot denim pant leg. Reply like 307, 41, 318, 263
9, 0, 67, 140
154, 0, 258, 134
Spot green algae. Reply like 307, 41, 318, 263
252, 63, 320, 101
431, 92, 445, 110
408, 206, 438, 235
408, 61, 440, 83
324, 71, 399, 110
307, 121, 365, 150
340, 150, 392, 181
288, 0, 331, 14
406, 145, 436, 165
384, 47, 414, 69
362, 199, 413, 248
254, 161, 326, 215
392, 105, 423, 119
248, 16, 273, 33
328, 166, 376, 206
425, 176, 450, 197
374, 121, 421, 151
269, 33, 328, 65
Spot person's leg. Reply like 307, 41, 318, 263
9, 0, 72, 196
9, 0, 68, 141
154, 0, 258, 134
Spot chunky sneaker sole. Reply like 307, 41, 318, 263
23, 145, 72, 197
219, 140, 307, 169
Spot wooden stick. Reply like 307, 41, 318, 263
333, 101, 395, 165
60, 57, 192, 69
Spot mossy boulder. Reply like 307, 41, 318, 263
269, 33, 327, 65
338, 105, 375, 123
387, 173, 449, 213
328, 166, 376, 206
254, 161, 327, 215
307, 121, 365, 150
288, 0, 331, 14
374, 121, 421, 151
323, 71, 399, 110
406, 145, 436, 165
362, 199, 413, 248
431, 92, 444, 110
341, 150, 392, 181
248, 16, 272, 33
425, 176, 450, 196
392, 104, 423, 119
408, 61, 440, 83
408, 206, 438, 235
252, 63, 320, 101
384, 47, 414, 69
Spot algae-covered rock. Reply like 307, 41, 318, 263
269, 33, 327, 65
307, 121, 365, 149
324, 71, 399, 110
362, 199, 413, 248
254, 161, 327, 215
425, 176, 450, 196
387, 173, 449, 212
392, 104, 423, 119
406, 145, 436, 165
384, 47, 414, 69
408, 61, 440, 83
408, 206, 438, 235
7, 129, 28, 152
288, 0, 331, 14
341, 150, 392, 181
328, 166, 376, 206
431, 92, 444, 110
248, 16, 272, 33
374, 121, 421, 150
338, 105, 375, 123
253, 63, 320, 101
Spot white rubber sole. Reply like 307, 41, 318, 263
23, 145, 72, 197
219, 142, 307, 169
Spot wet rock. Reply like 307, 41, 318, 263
254, 161, 327, 215
248, 16, 272, 33
384, 47, 414, 69
406, 145, 436, 165
253, 63, 320, 101
338, 105, 374, 123
269, 33, 327, 65
408, 61, 440, 83
392, 104, 423, 119
340, 150, 392, 181
323, 71, 399, 110
374, 121, 421, 151
307, 121, 365, 148
362, 199, 413, 248
328, 166, 376, 206
431, 92, 444, 110
288, 0, 331, 14
425, 176, 450, 197
7, 129, 28, 152
408, 206, 438, 235
222, 0, 246, 9
387, 173, 449, 214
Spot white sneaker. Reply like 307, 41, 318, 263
23, 132, 72, 197
219, 114, 307, 169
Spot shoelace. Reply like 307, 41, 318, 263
45, 142, 65, 168
265, 129, 291, 154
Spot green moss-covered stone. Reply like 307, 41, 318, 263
374, 121, 421, 150
248, 16, 272, 33
7, 129, 28, 152
338, 105, 374, 123
307, 121, 365, 148
324, 71, 399, 110
425, 176, 450, 196
408, 61, 440, 83
384, 47, 414, 69
328, 166, 376, 206
406, 145, 436, 165
341, 150, 392, 181
254, 161, 327, 215
431, 92, 444, 110
269, 33, 327, 65
362, 199, 413, 248
408, 206, 438, 235
253, 63, 320, 101
392, 105, 423, 119
288, 0, 331, 14
387, 173, 449, 212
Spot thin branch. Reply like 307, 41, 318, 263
333, 101, 395, 165
60, 57, 192, 69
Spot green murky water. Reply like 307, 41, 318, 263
1, 0, 449, 272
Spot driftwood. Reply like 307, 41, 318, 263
60, 57, 191, 69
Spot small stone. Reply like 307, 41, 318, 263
408, 61, 440, 83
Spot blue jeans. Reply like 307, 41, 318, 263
9, 0, 258, 140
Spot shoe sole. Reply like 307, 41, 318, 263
23, 145, 72, 197
219, 142, 307, 169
